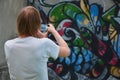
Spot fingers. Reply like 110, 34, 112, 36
47, 23, 55, 33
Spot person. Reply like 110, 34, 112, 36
4, 6, 70, 80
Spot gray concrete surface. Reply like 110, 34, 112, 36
0, 0, 26, 66
0, 0, 26, 79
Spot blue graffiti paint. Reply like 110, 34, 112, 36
71, 52, 76, 63
118, 34, 120, 58
90, 4, 99, 26
65, 57, 71, 66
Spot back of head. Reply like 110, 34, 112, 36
17, 6, 41, 37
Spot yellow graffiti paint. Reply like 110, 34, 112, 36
80, 0, 90, 19
110, 66, 120, 78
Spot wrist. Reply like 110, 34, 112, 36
51, 30, 58, 35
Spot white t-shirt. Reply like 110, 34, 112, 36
4, 37, 59, 80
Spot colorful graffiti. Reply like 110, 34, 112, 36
27, 0, 120, 80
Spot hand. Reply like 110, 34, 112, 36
47, 23, 56, 33
37, 30, 48, 38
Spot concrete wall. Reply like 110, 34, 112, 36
0, 0, 26, 79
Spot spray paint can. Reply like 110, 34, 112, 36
41, 24, 48, 32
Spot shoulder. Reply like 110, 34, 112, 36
4, 38, 18, 48
42, 38, 56, 44
38, 38, 57, 48
40, 38, 52, 43
4, 39, 16, 52
5, 39, 15, 46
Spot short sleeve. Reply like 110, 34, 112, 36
4, 41, 10, 59
45, 39, 59, 60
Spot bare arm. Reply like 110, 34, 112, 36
37, 30, 48, 38
47, 24, 70, 57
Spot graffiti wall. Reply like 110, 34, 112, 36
27, 0, 120, 80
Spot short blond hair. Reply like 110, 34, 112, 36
17, 6, 41, 37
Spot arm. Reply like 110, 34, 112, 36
47, 24, 70, 57
37, 30, 48, 38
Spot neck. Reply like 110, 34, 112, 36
19, 35, 29, 38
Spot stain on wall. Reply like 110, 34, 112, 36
27, 0, 120, 80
